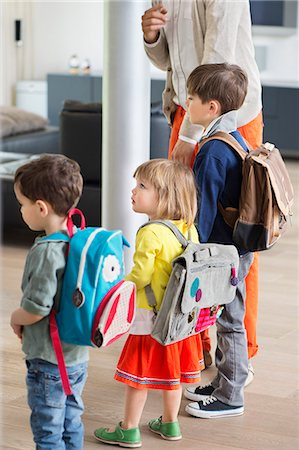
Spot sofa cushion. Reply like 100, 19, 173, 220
0, 106, 48, 138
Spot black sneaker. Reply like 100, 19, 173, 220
185, 395, 244, 419
184, 383, 215, 401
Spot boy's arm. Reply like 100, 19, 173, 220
194, 150, 226, 242
11, 307, 43, 326
12, 242, 66, 339
10, 307, 43, 339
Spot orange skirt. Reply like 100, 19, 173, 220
115, 334, 203, 390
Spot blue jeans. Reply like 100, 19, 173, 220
26, 359, 88, 450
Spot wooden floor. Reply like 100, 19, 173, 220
0, 161, 298, 450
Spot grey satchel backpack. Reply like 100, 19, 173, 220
141, 220, 240, 346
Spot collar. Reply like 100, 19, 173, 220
201, 110, 238, 140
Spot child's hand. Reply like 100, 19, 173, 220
10, 321, 23, 340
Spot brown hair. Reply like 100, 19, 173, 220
187, 63, 248, 114
134, 159, 197, 227
14, 154, 83, 216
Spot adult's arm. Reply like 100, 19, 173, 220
142, 4, 170, 70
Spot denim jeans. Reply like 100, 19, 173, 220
212, 252, 254, 406
26, 359, 88, 450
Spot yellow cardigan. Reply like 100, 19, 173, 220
125, 220, 199, 311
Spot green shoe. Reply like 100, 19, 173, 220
94, 422, 142, 448
148, 416, 182, 441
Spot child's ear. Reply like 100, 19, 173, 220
36, 200, 49, 217
209, 100, 221, 116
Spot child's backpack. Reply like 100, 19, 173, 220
141, 220, 240, 346
41, 209, 136, 395
198, 131, 294, 252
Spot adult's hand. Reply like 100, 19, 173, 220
142, 3, 167, 44
171, 139, 196, 168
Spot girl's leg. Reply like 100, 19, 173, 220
122, 385, 148, 429
162, 385, 182, 422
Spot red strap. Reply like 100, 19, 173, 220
67, 208, 86, 237
49, 310, 72, 396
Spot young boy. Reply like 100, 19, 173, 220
10, 154, 89, 448
184, 63, 254, 418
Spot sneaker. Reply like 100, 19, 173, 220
244, 361, 255, 387
203, 350, 213, 368
184, 383, 215, 401
185, 395, 244, 419
94, 422, 141, 448
148, 416, 182, 441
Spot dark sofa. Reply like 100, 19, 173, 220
1, 100, 170, 232
60, 100, 170, 226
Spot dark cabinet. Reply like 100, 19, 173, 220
262, 85, 299, 157
47, 73, 102, 126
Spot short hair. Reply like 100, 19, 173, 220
187, 63, 248, 114
14, 154, 83, 216
133, 159, 197, 227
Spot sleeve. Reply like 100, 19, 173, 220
193, 148, 226, 242
21, 243, 66, 316
179, 112, 205, 143
200, 0, 245, 65
144, 30, 171, 71
125, 228, 162, 289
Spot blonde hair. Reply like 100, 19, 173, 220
134, 159, 197, 227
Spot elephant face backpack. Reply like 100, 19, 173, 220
142, 220, 239, 346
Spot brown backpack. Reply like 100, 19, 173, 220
198, 131, 294, 252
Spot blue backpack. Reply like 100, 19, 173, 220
41, 209, 136, 395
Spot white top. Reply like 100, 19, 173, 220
145, 0, 262, 142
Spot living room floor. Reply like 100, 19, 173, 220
0, 160, 298, 450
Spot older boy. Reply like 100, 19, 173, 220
184, 63, 254, 418
10, 155, 89, 448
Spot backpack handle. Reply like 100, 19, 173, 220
67, 208, 86, 238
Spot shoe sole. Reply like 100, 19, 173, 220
94, 435, 142, 448
185, 404, 244, 419
149, 427, 182, 441
184, 388, 212, 402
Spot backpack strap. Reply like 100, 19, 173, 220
49, 310, 73, 396
198, 131, 249, 160
139, 219, 189, 247
140, 220, 191, 312
42, 210, 86, 396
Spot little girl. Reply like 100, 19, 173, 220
94, 159, 203, 447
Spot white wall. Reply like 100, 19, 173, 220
30, 1, 298, 84
31, 2, 103, 79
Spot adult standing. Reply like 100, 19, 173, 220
141, 0, 262, 384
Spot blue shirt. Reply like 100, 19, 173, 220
193, 129, 248, 254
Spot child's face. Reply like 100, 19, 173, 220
131, 177, 159, 219
186, 94, 214, 128
14, 184, 44, 231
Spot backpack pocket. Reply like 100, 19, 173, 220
92, 280, 136, 348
